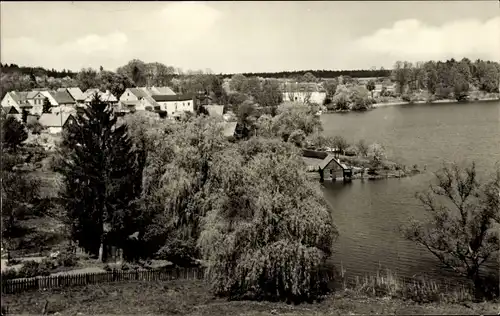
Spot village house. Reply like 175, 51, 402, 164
38, 112, 76, 134
282, 82, 327, 104
84, 89, 118, 105
1, 106, 22, 121
26, 91, 47, 115
1, 91, 30, 113
118, 86, 176, 112
150, 94, 194, 118
49, 89, 77, 113
63, 87, 86, 105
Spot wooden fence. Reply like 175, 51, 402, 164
2, 267, 206, 294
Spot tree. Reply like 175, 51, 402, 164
140, 116, 229, 263
229, 74, 248, 92
198, 138, 337, 302
98, 71, 134, 99
402, 162, 500, 299
368, 143, 385, 167
350, 86, 373, 111
1, 115, 28, 151
423, 61, 438, 95
301, 72, 317, 83
356, 139, 369, 157
76, 67, 99, 92
58, 95, 144, 260
323, 79, 338, 104
21, 109, 29, 124
366, 80, 376, 97
332, 136, 349, 157
42, 97, 52, 113
272, 102, 323, 141
257, 79, 283, 115
116, 59, 148, 87
392, 61, 413, 94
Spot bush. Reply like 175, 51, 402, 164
155, 238, 199, 267
1, 267, 20, 280
18, 260, 51, 278
56, 250, 78, 267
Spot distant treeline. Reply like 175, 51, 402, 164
220, 69, 392, 79
0, 63, 77, 79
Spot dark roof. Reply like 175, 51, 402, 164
2, 106, 20, 114
52, 90, 76, 104
151, 94, 193, 102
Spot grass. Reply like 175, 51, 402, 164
2, 278, 498, 315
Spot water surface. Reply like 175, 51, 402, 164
320, 101, 500, 280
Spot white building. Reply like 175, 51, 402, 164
151, 94, 194, 117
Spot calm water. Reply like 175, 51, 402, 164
320, 101, 500, 280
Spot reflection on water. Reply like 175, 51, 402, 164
320, 101, 500, 280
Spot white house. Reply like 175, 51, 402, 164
38, 113, 76, 134
84, 89, 118, 104
66, 87, 86, 104
118, 86, 176, 112
26, 91, 46, 115
1, 91, 27, 113
282, 82, 327, 104
150, 94, 194, 117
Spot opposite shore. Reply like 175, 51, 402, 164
372, 96, 500, 108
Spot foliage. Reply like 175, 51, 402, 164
288, 129, 306, 147
27, 120, 44, 135
271, 103, 323, 141
18, 260, 51, 278
141, 116, 229, 261
58, 95, 144, 259
56, 250, 78, 267
356, 139, 369, 157
332, 136, 349, 155
331, 85, 351, 111
301, 72, 317, 83
368, 143, 385, 167
402, 162, 500, 300
230, 74, 248, 92
198, 138, 337, 302
350, 86, 373, 111
366, 80, 376, 96
155, 238, 199, 267
76, 67, 99, 92
323, 79, 338, 100
1, 115, 28, 150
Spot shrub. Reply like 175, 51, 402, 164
155, 238, 199, 267
18, 260, 51, 278
1, 267, 20, 280
56, 250, 78, 267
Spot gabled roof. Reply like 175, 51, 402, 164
2, 106, 20, 115
27, 91, 44, 99
221, 121, 237, 137
39, 113, 74, 127
205, 105, 224, 117
153, 86, 176, 95
151, 94, 192, 102
5, 91, 29, 106
67, 87, 86, 101
51, 90, 76, 104
84, 90, 118, 102
127, 88, 149, 99
139, 87, 158, 97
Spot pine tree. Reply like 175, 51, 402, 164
59, 94, 144, 260
42, 98, 52, 114
1, 114, 28, 151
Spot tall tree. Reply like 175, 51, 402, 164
198, 138, 337, 302
117, 59, 147, 87
42, 97, 52, 114
1, 115, 28, 151
229, 74, 248, 92
76, 67, 99, 92
59, 95, 144, 260
366, 80, 376, 97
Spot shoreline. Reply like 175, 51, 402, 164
372, 97, 499, 108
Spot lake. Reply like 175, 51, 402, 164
320, 100, 500, 281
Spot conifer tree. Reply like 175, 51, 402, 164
59, 94, 144, 260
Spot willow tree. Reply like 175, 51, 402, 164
198, 138, 337, 302
140, 116, 229, 265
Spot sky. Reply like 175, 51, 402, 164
1, 1, 499, 74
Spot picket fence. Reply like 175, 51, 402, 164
2, 267, 206, 294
